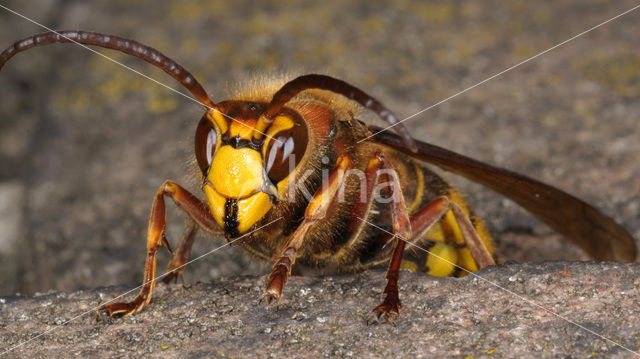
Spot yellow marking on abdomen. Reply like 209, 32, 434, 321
400, 259, 418, 272
426, 242, 458, 277
413, 189, 494, 277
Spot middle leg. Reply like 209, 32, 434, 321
162, 218, 199, 285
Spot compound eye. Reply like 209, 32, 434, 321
264, 125, 307, 183
194, 115, 219, 175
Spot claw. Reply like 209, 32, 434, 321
261, 262, 288, 306
96, 301, 140, 321
179, 274, 190, 289
367, 295, 401, 325
161, 271, 190, 288
162, 257, 188, 286
260, 289, 281, 305
162, 272, 178, 285
95, 308, 112, 322
367, 304, 399, 325
96, 306, 126, 321
162, 269, 185, 285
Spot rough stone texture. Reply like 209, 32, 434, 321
2, 262, 640, 358
0, 0, 639, 357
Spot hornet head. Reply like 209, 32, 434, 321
194, 101, 308, 237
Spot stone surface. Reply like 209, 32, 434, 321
2, 262, 640, 358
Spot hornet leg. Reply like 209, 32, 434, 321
97, 180, 219, 319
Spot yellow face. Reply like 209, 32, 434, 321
194, 101, 307, 237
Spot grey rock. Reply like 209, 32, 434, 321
2, 262, 640, 358
0, 0, 638, 297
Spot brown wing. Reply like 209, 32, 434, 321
369, 126, 636, 262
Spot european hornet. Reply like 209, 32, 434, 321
1, 31, 636, 323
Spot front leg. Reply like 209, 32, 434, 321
262, 154, 353, 303
97, 180, 218, 319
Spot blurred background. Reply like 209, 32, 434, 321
0, 0, 638, 296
